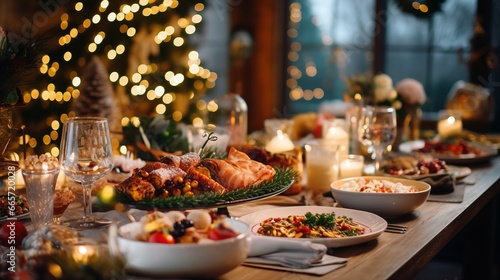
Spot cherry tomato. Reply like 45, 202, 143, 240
148, 232, 175, 244
0, 221, 28, 248
207, 226, 238, 240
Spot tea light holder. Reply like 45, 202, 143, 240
322, 119, 349, 158
339, 155, 364, 179
437, 110, 463, 139
265, 130, 295, 154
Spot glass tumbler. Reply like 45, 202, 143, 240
22, 168, 59, 230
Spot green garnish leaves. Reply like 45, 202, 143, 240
303, 212, 336, 230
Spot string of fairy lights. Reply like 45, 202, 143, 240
286, 2, 325, 103
19, 0, 216, 157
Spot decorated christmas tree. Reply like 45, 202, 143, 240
18, 0, 213, 156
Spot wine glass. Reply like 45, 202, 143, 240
358, 106, 397, 174
59, 117, 114, 229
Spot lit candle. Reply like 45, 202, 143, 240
437, 115, 462, 138
265, 130, 295, 154
339, 155, 364, 179
322, 119, 349, 158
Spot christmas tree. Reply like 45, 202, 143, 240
19, 0, 213, 156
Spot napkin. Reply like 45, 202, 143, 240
244, 236, 347, 275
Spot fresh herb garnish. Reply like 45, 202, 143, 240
303, 212, 336, 230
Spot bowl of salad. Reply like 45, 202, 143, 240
117, 210, 250, 278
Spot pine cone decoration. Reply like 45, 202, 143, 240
71, 55, 120, 132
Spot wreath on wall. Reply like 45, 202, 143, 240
394, 0, 446, 18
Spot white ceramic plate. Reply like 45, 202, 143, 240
383, 165, 470, 180
238, 206, 387, 248
399, 140, 497, 164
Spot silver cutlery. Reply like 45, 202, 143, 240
385, 224, 408, 234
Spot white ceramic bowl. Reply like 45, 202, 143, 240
330, 176, 431, 217
117, 218, 250, 278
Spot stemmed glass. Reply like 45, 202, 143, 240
59, 117, 114, 229
358, 106, 397, 174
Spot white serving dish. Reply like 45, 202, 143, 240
117, 218, 250, 278
330, 176, 431, 217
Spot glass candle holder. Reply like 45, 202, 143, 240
339, 154, 364, 179
322, 118, 349, 158
304, 140, 339, 195
437, 110, 463, 139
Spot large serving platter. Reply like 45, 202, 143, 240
238, 206, 387, 248
115, 168, 295, 211
383, 165, 471, 180
399, 140, 497, 165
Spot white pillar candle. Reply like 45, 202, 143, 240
322, 119, 349, 158
340, 155, 364, 179
265, 130, 295, 153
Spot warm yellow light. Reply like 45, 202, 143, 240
157, 31, 167, 41
137, 64, 148, 74
172, 111, 182, 122
121, 4, 131, 13
131, 73, 141, 83
119, 76, 129, 86
127, 27, 136, 37
146, 89, 156, 100
108, 12, 117, 22
419, 4, 428, 12
63, 91, 71, 102
151, 6, 159, 15
71, 77, 81, 87
109, 72, 119, 82
60, 21, 68, 30
162, 93, 173, 104
63, 52, 72, 61
192, 14, 202, 24
51, 147, 59, 157
173, 37, 184, 47
155, 104, 166, 114
313, 88, 324, 99
120, 117, 130, 127
92, 14, 101, 24
31, 89, 40, 99
107, 50, 117, 60
305, 65, 317, 77
189, 64, 200, 74
139, 0, 148, 5
194, 3, 204, 11
117, 13, 125, 21
69, 28, 78, 38
412, 2, 420, 9
131, 3, 140, 13
207, 100, 218, 112
165, 26, 175, 35
41, 55, 50, 64
94, 34, 104, 44
178, 18, 189, 28
142, 8, 151, 17
100, 0, 109, 9
125, 13, 134, 21
61, 13, 69, 21
83, 19, 91, 28
154, 86, 165, 97
116, 44, 125, 54
196, 99, 206, 111
185, 25, 195, 34
43, 135, 51, 145
88, 43, 97, 52
75, 2, 83, 11
164, 71, 174, 81
51, 120, 60, 130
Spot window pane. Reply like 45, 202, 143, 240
286, 0, 375, 116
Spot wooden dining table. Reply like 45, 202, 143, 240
14, 152, 499, 280
219, 155, 500, 280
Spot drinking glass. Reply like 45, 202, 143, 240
59, 117, 114, 229
358, 106, 397, 174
